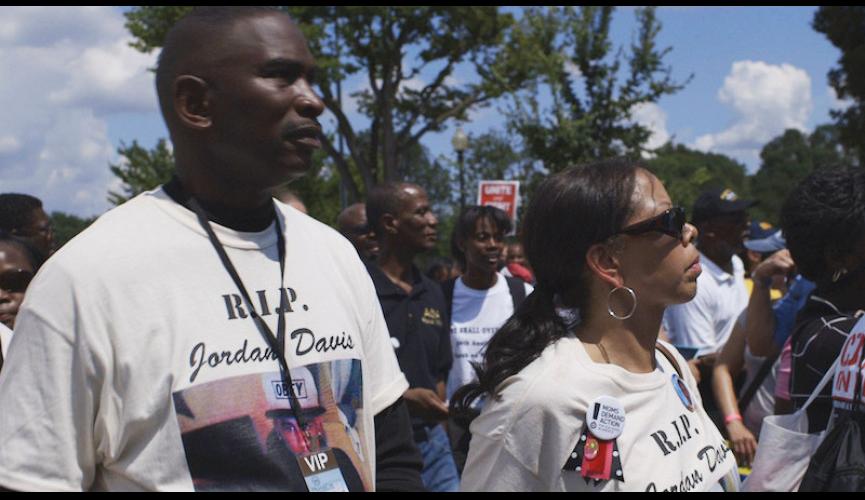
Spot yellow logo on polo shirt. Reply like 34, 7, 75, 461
422, 307, 443, 327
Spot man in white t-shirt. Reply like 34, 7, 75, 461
0, 7, 422, 492
663, 187, 754, 429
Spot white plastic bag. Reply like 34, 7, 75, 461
742, 358, 837, 491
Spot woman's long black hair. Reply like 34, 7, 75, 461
449, 159, 642, 423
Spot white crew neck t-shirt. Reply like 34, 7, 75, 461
460, 337, 740, 492
663, 252, 748, 356
0, 188, 408, 492
446, 273, 532, 401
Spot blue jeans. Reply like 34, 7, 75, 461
416, 424, 460, 492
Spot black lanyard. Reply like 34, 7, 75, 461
184, 195, 314, 448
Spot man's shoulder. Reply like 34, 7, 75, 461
277, 201, 349, 247
46, 192, 166, 269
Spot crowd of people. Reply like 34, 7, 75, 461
0, 6, 863, 492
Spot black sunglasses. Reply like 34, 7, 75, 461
618, 206, 687, 240
0, 269, 34, 293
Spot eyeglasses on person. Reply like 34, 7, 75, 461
0, 269, 34, 293
617, 206, 687, 240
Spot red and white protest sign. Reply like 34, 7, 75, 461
832, 315, 865, 408
477, 180, 520, 233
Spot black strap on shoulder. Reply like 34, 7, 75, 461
505, 276, 526, 310
442, 277, 457, 320
739, 348, 783, 412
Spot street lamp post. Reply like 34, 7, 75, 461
452, 126, 469, 209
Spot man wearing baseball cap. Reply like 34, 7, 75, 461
742, 221, 786, 300
663, 187, 756, 429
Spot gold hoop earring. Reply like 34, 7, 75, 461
607, 286, 637, 320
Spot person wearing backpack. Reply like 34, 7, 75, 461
775, 165, 865, 491
442, 205, 532, 473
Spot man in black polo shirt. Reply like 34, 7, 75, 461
365, 182, 458, 492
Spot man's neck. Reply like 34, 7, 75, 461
164, 175, 276, 232
462, 267, 497, 290
376, 245, 418, 293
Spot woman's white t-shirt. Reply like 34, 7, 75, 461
446, 273, 532, 401
460, 337, 740, 492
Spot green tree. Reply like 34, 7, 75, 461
647, 143, 749, 216
124, 6, 523, 201
49, 211, 96, 249
108, 139, 174, 206
813, 7, 865, 165
501, 6, 690, 174
750, 124, 856, 224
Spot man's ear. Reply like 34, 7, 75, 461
174, 75, 212, 130
381, 213, 399, 236
585, 242, 623, 289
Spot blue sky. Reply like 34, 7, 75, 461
0, 6, 849, 218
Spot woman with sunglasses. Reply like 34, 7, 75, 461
452, 159, 740, 491
0, 232, 44, 370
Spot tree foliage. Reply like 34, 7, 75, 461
49, 211, 96, 249
813, 6, 865, 166
108, 138, 174, 206
123, 6, 522, 202
501, 6, 690, 174
750, 124, 856, 224
647, 143, 749, 218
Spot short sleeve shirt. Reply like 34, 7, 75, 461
365, 263, 452, 393
789, 296, 861, 433
663, 253, 748, 356
0, 189, 408, 491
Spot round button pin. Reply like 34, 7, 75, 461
586, 395, 626, 441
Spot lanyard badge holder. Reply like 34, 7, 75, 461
187, 196, 350, 492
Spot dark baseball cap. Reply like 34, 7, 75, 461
691, 188, 756, 225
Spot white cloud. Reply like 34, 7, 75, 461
630, 102, 670, 156
0, 6, 159, 217
0, 135, 21, 155
692, 60, 812, 171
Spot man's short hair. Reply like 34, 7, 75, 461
0, 193, 43, 233
336, 203, 367, 235
0, 230, 45, 270
366, 182, 419, 236
155, 6, 284, 129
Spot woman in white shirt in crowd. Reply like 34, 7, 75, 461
451, 159, 740, 492
444, 205, 533, 471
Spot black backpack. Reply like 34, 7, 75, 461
799, 341, 865, 491
441, 275, 527, 321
